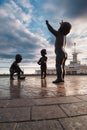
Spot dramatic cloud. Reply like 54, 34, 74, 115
0, 0, 87, 70
64, 0, 87, 18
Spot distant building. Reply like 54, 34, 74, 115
65, 43, 87, 74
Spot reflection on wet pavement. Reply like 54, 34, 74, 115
0, 75, 87, 99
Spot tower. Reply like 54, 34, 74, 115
72, 43, 78, 63
69, 43, 80, 66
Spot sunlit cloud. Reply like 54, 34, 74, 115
0, 0, 87, 68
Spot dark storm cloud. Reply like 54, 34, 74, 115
65, 0, 87, 18
44, 0, 87, 18
68, 0, 87, 18
0, 54, 14, 59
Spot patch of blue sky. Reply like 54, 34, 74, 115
0, 0, 9, 5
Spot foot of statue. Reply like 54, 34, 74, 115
52, 79, 64, 83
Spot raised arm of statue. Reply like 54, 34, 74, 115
46, 20, 58, 37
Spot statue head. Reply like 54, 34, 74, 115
59, 21, 72, 35
41, 49, 47, 56
15, 54, 22, 63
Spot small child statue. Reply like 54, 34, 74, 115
37, 49, 47, 79
10, 54, 25, 80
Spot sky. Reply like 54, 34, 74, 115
0, 0, 87, 69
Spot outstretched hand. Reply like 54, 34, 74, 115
46, 20, 49, 24
21, 71, 24, 75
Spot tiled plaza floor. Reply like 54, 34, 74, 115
0, 75, 87, 130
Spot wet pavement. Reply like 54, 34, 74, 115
0, 75, 87, 130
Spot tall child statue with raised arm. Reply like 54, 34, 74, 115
46, 20, 71, 83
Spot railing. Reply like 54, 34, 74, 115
0, 67, 39, 74
0, 67, 56, 75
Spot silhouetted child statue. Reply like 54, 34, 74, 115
46, 20, 71, 83
37, 49, 47, 79
10, 54, 25, 80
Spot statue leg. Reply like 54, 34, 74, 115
53, 55, 64, 83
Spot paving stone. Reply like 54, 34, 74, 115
60, 102, 87, 116
7, 99, 35, 107
76, 95, 87, 101
32, 105, 66, 120
16, 120, 63, 130
56, 96, 82, 103
0, 99, 35, 108
0, 100, 9, 108
0, 123, 17, 130
30, 90, 56, 98
38, 90, 56, 98
34, 98, 59, 105
0, 107, 30, 122
34, 96, 81, 105
59, 115, 87, 130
